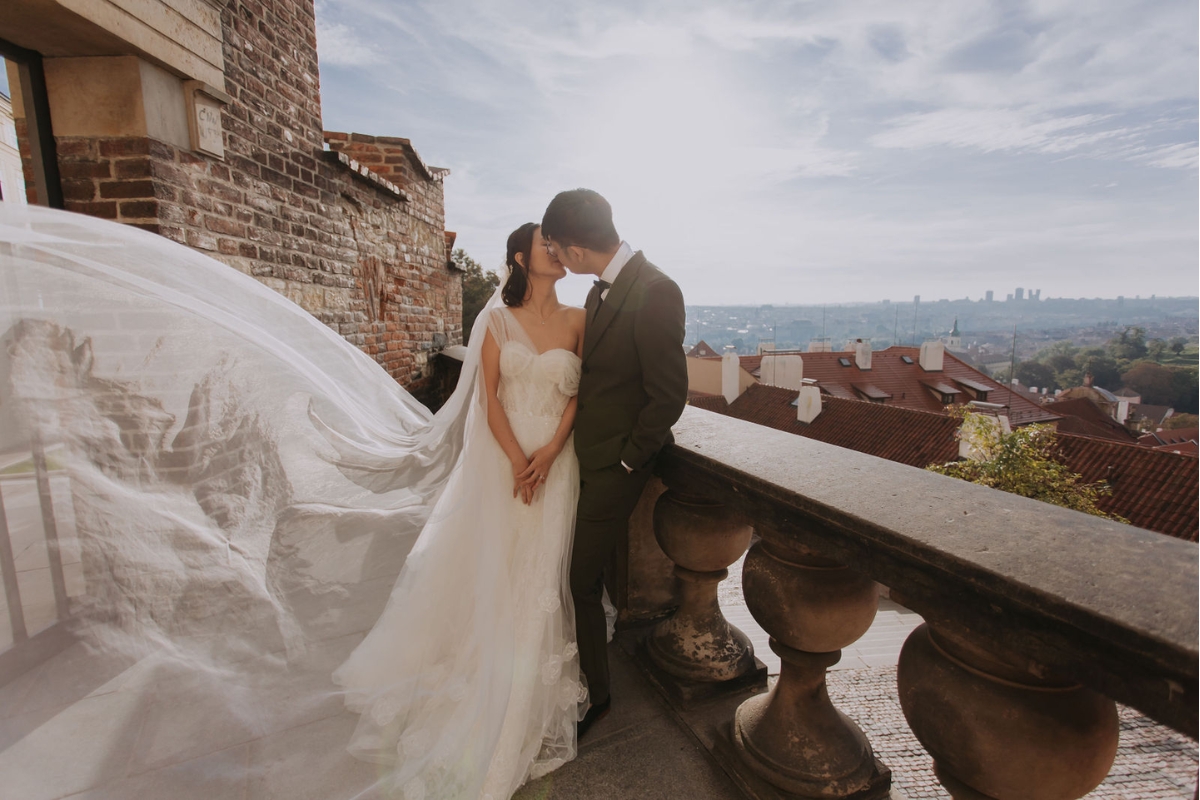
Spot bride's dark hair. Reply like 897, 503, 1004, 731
502, 222, 538, 307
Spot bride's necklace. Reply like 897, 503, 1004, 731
525, 301, 560, 326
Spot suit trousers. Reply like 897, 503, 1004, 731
570, 459, 655, 707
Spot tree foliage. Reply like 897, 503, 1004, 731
1162, 413, 1199, 430
1013, 360, 1058, 391
1121, 361, 1176, 404
1015, 331, 1198, 414
453, 248, 500, 345
1107, 326, 1148, 361
928, 409, 1127, 522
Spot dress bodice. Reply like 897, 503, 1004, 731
498, 342, 581, 420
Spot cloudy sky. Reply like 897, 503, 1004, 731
312, 1, 1197, 306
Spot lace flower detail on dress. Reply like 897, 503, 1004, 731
400, 728, 431, 759
557, 676, 586, 709
370, 693, 403, 726
538, 588, 561, 613
541, 654, 564, 685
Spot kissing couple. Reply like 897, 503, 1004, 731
333, 188, 690, 798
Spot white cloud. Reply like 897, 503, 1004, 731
315, 0, 1199, 305
314, 19, 383, 67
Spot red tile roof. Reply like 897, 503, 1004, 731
722, 384, 961, 468
1051, 435, 1199, 542
699, 384, 1199, 542
1138, 428, 1199, 447
749, 346, 1061, 425
687, 341, 721, 358
1045, 398, 1138, 443
1153, 442, 1199, 456
687, 390, 729, 413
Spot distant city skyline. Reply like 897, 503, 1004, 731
314, 1, 1197, 307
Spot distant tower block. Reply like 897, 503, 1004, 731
1032, 289, 1041, 301
1015, 287, 1025, 301
985, 290, 994, 302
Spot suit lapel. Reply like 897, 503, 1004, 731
583, 252, 646, 362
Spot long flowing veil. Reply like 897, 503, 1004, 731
0, 204, 507, 797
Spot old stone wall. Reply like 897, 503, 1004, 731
13, 0, 460, 406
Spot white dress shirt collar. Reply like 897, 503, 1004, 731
599, 241, 635, 294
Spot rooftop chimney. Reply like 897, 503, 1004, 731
1083, 372, 1094, 388
722, 347, 743, 405
854, 339, 872, 370
761, 354, 804, 391
758, 341, 775, 355
919, 340, 944, 371
796, 384, 822, 424
807, 339, 833, 353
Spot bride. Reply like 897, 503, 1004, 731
332, 222, 589, 799
0, 207, 586, 799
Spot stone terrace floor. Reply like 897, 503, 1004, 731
518, 554, 1198, 800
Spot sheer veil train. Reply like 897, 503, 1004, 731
0, 204, 566, 797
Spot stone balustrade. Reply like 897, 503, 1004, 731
620, 407, 1197, 799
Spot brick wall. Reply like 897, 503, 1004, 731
14, 0, 461, 407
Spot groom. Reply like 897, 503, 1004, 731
541, 189, 688, 737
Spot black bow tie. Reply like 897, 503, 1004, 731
594, 279, 611, 292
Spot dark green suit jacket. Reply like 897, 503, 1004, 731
575, 252, 688, 472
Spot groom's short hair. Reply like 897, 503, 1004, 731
541, 189, 620, 252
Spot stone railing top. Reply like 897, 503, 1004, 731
663, 407, 1198, 734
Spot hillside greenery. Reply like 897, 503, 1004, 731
995, 327, 1198, 414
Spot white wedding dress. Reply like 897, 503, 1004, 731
334, 307, 587, 799
0, 206, 583, 799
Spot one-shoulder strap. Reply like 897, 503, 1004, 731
485, 306, 536, 350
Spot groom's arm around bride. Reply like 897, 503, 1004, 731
541, 189, 688, 725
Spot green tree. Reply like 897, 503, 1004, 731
1146, 338, 1168, 362
1162, 412, 1199, 429
1122, 361, 1178, 406
1168, 336, 1187, 356
1014, 361, 1058, 391
1059, 349, 1121, 391
1169, 368, 1199, 414
928, 409, 1126, 522
1108, 326, 1147, 361
453, 248, 500, 345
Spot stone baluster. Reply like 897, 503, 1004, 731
733, 538, 891, 798
645, 488, 759, 691
898, 622, 1119, 800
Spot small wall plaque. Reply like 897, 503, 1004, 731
183, 81, 232, 159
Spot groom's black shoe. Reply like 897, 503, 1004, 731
576, 698, 611, 741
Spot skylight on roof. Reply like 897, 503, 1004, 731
838, 357, 852, 367
901, 355, 914, 364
